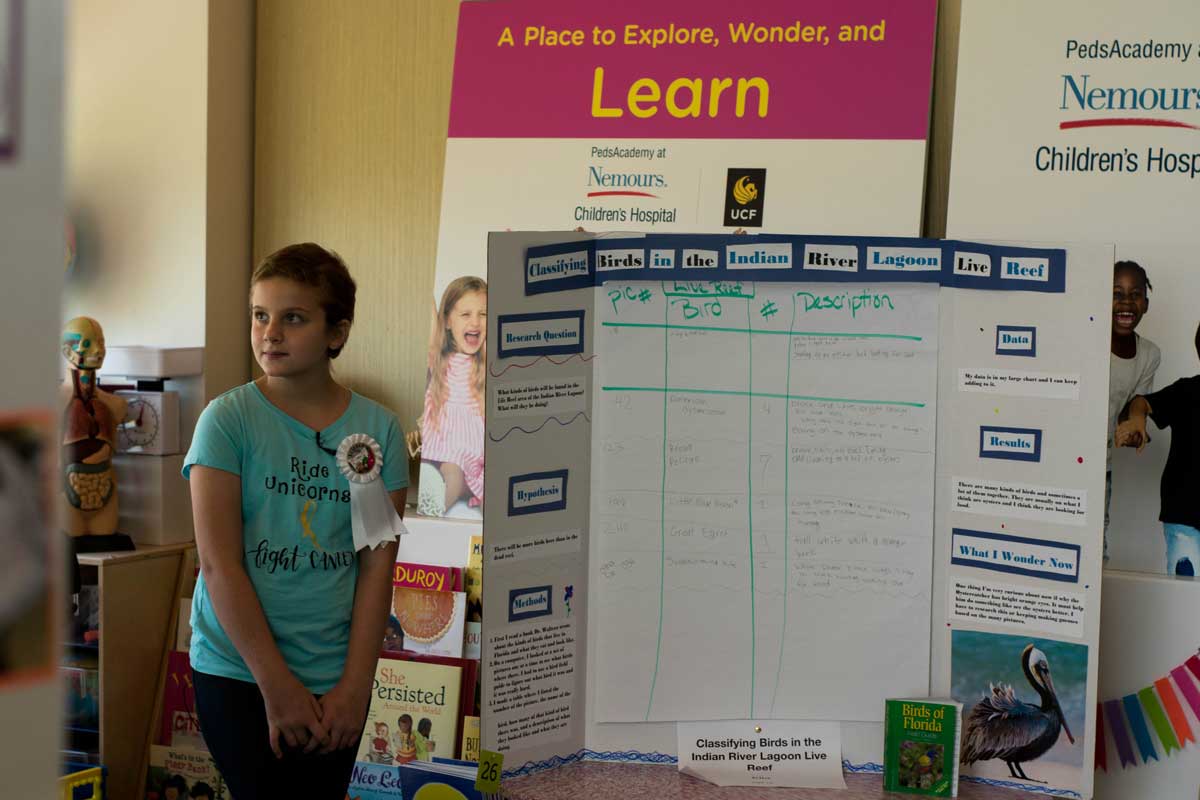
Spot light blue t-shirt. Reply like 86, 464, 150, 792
183, 382, 408, 693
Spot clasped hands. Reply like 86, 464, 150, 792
263, 674, 370, 759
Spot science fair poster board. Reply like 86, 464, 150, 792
947, 0, 1200, 577
482, 232, 1108, 799
419, 0, 939, 520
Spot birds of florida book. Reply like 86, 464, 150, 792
883, 698, 963, 797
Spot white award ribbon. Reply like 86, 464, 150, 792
336, 433, 408, 552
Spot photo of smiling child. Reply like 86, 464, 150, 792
1117, 322, 1200, 576
418, 276, 487, 519
1105, 260, 1160, 562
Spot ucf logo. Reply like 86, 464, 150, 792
724, 168, 766, 227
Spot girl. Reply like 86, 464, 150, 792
418, 276, 487, 517
381, 614, 404, 653
393, 714, 417, 764
184, 243, 407, 799
1105, 260, 1160, 561
413, 717, 435, 761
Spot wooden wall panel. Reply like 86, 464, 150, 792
205, 0, 256, 401
924, 0, 961, 239
255, 0, 460, 453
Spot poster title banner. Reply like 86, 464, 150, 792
448, 0, 937, 139
521, 235, 1068, 295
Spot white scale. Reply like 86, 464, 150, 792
99, 346, 204, 546
103, 346, 203, 456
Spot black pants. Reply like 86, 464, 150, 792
193, 669, 360, 800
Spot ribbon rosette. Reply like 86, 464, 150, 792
336, 433, 408, 552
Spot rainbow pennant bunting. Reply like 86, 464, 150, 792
1096, 649, 1199, 771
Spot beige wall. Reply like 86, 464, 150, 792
65, 0, 254, 403
255, 0, 460, 457
64, 0, 209, 349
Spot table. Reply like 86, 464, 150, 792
504, 762, 1047, 800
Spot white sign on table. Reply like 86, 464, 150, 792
677, 720, 846, 789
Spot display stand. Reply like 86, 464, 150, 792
482, 232, 1104, 800
73, 542, 193, 800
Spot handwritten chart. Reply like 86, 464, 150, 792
590, 280, 939, 723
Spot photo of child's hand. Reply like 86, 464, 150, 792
1116, 419, 1148, 452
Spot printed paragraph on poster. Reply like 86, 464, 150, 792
487, 620, 577, 751
950, 579, 1086, 638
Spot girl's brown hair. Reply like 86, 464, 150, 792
252, 242, 356, 358
425, 276, 487, 427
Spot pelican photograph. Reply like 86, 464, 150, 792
951, 630, 1087, 794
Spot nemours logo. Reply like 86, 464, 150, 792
1059, 74, 1200, 132
586, 166, 667, 198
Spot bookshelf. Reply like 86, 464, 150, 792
71, 542, 193, 800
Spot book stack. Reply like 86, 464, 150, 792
391, 561, 467, 658
145, 746, 230, 800
464, 534, 482, 661
350, 758, 487, 800
357, 652, 476, 766
145, 650, 232, 799
350, 520, 484, 799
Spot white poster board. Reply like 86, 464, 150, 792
947, 0, 1200, 577
948, 7, 1200, 795
484, 232, 1107, 799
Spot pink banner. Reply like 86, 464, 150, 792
1171, 665, 1200, 723
448, 0, 936, 140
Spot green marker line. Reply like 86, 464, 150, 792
662, 290, 756, 300
660, 280, 757, 300
602, 321, 922, 341
645, 294, 669, 721
745, 298, 756, 718
770, 297, 796, 716
602, 386, 925, 408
